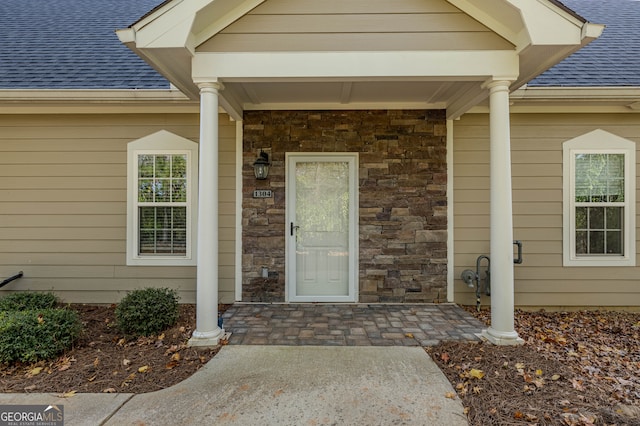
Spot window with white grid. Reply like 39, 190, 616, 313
127, 131, 198, 266
563, 130, 635, 266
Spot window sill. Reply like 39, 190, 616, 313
127, 256, 196, 267
563, 256, 635, 267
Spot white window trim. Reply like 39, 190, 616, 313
127, 130, 198, 266
563, 129, 636, 267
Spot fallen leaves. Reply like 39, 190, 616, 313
60, 390, 76, 398
427, 309, 640, 426
121, 372, 136, 388
469, 369, 485, 380
165, 360, 179, 370
57, 357, 74, 372
29, 367, 43, 376
571, 378, 584, 391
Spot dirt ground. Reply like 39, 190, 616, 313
0, 304, 638, 426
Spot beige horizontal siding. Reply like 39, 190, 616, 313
0, 113, 237, 304
0, 164, 127, 177
223, 14, 490, 33
252, 0, 461, 15
1, 253, 126, 266
453, 113, 640, 307
1, 190, 126, 202
198, 0, 511, 52
0, 177, 126, 190
0, 202, 126, 215
200, 33, 511, 52
0, 240, 124, 253
2, 214, 124, 227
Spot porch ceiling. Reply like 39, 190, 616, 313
223, 80, 475, 110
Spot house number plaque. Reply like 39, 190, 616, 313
253, 189, 273, 198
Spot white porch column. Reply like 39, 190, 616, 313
482, 80, 524, 346
189, 82, 223, 347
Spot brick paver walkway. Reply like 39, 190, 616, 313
222, 303, 484, 346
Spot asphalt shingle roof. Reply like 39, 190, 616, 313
530, 0, 640, 87
0, 0, 168, 89
0, 0, 637, 90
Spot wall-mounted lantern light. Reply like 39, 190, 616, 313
253, 150, 270, 180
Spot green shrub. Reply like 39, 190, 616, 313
115, 287, 180, 337
0, 292, 58, 311
0, 308, 82, 363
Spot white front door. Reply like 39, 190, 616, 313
286, 154, 358, 302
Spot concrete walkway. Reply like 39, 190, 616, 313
0, 346, 469, 425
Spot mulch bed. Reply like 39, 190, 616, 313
427, 309, 640, 426
0, 304, 225, 394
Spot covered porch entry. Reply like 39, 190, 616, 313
118, 0, 601, 346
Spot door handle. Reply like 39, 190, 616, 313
290, 222, 300, 236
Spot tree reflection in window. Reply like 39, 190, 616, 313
137, 154, 188, 255
574, 153, 624, 255
295, 162, 349, 248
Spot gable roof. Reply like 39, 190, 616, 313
0, 0, 636, 90
530, 0, 640, 87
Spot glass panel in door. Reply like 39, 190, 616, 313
294, 161, 350, 296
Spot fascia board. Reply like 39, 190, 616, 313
448, 0, 595, 53
193, 0, 268, 47
136, 17, 195, 50
116, 28, 135, 44
446, 0, 523, 46
509, 0, 585, 46
0, 89, 191, 101
0, 89, 200, 114
582, 23, 605, 40
130, 0, 210, 48
242, 101, 447, 112
466, 86, 640, 113
193, 51, 519, 81
129, 0, 182, 30
512, 86, 640, 101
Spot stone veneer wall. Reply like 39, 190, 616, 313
242, 110, 447, 303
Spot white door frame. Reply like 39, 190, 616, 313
285, 153, 359, 302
